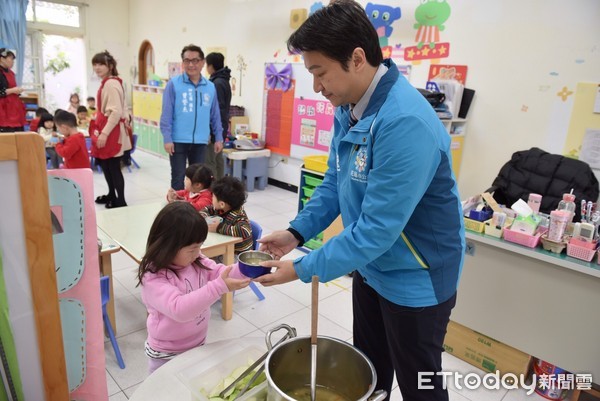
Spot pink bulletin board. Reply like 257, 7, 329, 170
291, 98, 335, 152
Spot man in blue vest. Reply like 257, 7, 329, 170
160, 44, 224, 190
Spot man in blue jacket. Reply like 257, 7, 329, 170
257, 1, 465, 400
160, 44, 224, 190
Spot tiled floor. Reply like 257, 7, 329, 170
100, 150, 543, 400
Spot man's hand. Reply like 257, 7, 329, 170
214, 141, 223, 153
258, 230, 299, 259
221, 266, 250, 291
253, 259, 298, 286
164, 142, 174, 156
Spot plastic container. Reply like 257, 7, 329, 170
302, 186, 315, 198
303, 155, 328, 173
301, 197, 309, 208
566, 241, 597, 262
527, 193, 542, 214
484, 219, 503, 238
557, 193, 576, 222
533, 358, 569, 400
464, 217, 485, 233
547, 210, 571, 242
468, 209, 493, 222
503, 227, 543, 248
303, 175, 323, 188
176, 342, 268, 401
304, 238, 322, 250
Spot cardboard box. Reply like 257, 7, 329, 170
443, 321, 532, 376
230, 116, 250, 136
323, 215, 343, 243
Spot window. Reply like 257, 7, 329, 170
26, 0, 84, 32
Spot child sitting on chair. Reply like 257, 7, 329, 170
38, 112, 62, 169
54, 110, 91, 169
137, 202, 250, 373
201, 176, 253, 254
166, 164, 214, 211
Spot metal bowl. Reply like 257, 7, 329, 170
238, 250, 273, 278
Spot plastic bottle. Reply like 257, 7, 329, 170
557, 193, 576, 223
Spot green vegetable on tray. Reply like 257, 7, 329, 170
199, 359, 267, 401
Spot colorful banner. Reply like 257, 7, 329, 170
291, 98, 334, 152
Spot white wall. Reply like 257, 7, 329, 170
94, 0, 600, 193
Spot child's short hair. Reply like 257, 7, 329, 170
86, 96, 95, 102
137, 202, 209, 286
54, 110, 77, 128
186, 163, 213, 189
211, 176, 247, 211
39, 112, 55, 129
77, 105, 88, 114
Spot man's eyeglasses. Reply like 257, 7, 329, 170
182, 58, 202, 65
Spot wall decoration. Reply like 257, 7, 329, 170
428, 64, 467, 85
563, 82, 600, 158
167, 62, 181, 79
290, 9, 307, 29
404, 0, 451, 64
366, 2, 401, 56
557, 86, 574, 102
236, 55, 248, 96
291, 98, 335, 152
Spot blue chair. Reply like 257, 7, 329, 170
126, 134, 140, 173
101, 276, 125, 369
85, 137, 102, 173
248, 220, 265, 301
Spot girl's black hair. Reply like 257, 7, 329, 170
137, 202, 209, 287
39, 112, 55, 129
211, 176, 247, 211
186, 163, 214, 189
35, 107, 49, 117
91, 50, 119, 76
77, 105, 88, 114
287, 0, 383, 71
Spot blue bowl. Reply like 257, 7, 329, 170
238, 251, 273, 278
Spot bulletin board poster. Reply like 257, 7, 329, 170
291, 98, 334, 152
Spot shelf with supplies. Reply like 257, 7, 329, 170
298, 166, 343, 250
132, 84, 165, 155
440, 118, 467, 178
21, 93, 39, 131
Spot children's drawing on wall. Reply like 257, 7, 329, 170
236, 55, 248, 96
167, 62, 181, 79
404, 0, 451, 65
365, 3, 401, 59
428, 65, 468, 85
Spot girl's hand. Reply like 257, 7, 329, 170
221, 266, 250, 291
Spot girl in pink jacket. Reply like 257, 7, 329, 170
137, 202, 251, 374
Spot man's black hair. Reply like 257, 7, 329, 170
54, 110, 77, 128
287, 0, 382, 71
211, 176, 247, 211
180, 44, 204, 60
206, 52, 224, 71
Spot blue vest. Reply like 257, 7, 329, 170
171, 74, 216, 144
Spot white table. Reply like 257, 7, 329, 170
453, 231, 600, 378
96, 202, 242, 320
129, 337, 266, 401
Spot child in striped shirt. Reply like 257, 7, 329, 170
201, 176, 253, 254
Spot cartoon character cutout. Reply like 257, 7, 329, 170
365, 3, 402, 48
413, 0, 451, 49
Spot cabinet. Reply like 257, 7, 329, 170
441, 118, 467, 178
21, 93, 39, 131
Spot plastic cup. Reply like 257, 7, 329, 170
547, 210, 571, 242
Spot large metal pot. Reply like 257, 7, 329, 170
264, 336, 387, 401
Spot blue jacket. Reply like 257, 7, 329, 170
291, 59, 465, 307
160, 73, 223, 145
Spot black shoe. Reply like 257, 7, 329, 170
105, 200, 128, 209
95, 195, 112, 204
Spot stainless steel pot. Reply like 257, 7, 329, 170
264, 336, 387, 401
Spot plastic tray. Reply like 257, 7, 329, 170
303, 155, 328, 173
567, 242, 596, 262
464, 217, 485, 233
484, 220, 503, 238
503, 227, 542, 248
302, 186, 315, 198
176, 342, 267, 401
303, 175, 323, 188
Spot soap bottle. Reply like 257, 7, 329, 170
557, 193, 576, 222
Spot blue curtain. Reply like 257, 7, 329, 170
0, 0, 29, 85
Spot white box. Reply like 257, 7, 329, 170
176, 341, 267, 400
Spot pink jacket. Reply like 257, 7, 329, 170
141, 254, 245, 354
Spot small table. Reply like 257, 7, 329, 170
97, 228, 121, 333
129, 337, 265, 401
96, 202, 242, 320
223, 148, 271, 191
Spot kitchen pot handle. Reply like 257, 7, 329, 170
265, 324, 297, 350
368, 390, 388, 401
